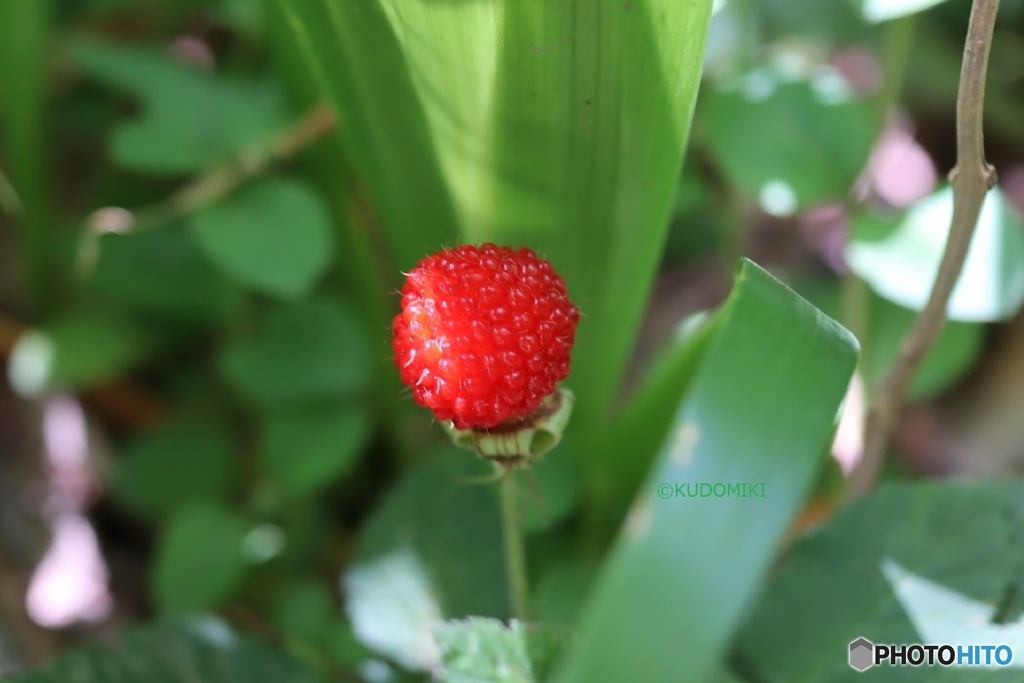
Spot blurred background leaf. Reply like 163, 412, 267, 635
260, 401, 371, 497
799, 283, 984, 401
71, 40, 289, 175
154, 502, 249, 613
344, 450, 505, 671
699, 66, 877, 215
112, 418, 238, 520
218, 297, 370, 405
88, 229, 243, 322
848, 186, 1024, 321
8, 312, 150, 396
737, 480, 1024, 682
858, 0, 952, 23
6, 619, 317, 683
190, 177, 335, 299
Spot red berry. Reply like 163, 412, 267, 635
392, 244, 579, 430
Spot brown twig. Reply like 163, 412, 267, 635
0, 310, 26, 357
131, 104, 336, 230
850, 0, 1000, 497
76, 104, 337, 275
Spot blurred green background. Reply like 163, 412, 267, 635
2, 0, 1024, 681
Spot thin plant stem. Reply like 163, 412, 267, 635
851, 0, 1001, 497
499, 470, 530, 621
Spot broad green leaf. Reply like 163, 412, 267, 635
737, 480, 1024, 682
272, 0, 459, 270
603, 311, 717, 496
276, 0, 714, 444
7, 619, 316, 683
260, 401, 371, 496
190, 178, 335, 299
7, 312, 149, 396
113, 419, 238, 519
274, 579, 336, 645
552, 260, 859, 683
858, 0, 950, 23
70, 40, 288, 174
154, 502, 249, 613
700, 68, 876, 215
89, 228, 242, 322
219, 297, 370, 405
432, 618, 568, 683
345, 450, 505, 670
847, 186, 1024, 322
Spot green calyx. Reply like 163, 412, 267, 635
443, 387, 575, 468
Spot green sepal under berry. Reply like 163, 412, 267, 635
443, 387, 574, 468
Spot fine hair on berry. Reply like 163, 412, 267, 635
393, 243, 580, 430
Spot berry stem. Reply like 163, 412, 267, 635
499, 470, 530, 621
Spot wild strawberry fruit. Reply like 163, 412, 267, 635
393, 243, 579, 432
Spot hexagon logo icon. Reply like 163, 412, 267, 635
849, 637, 874, 671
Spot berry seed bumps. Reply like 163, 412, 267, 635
393, 244, 579, 430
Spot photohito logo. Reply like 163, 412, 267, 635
849, 638, 873, 672
848, 637, 1013, 671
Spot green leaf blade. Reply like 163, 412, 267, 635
553, 260, 859, 682
0, 0, 56, 312
273, 0, 460, 269
478, 0, 717, 435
